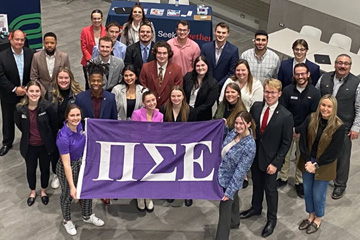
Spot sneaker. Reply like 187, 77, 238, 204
63, 220, 77, 236
137, 198, 145, 211
83, 214, 104, 227
295, 184, 304, 198
145, 199, 154, 212
51, 175, 60, 189
276, 179, 288, 188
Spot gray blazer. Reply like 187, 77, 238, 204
111, 83, 146, 120
91, 55, 124, 91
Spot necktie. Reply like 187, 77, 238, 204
158, 67, 163, 87
142, 47, 148, 63
260, 107, 270, 134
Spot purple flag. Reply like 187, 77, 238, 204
77, 119, 224, 200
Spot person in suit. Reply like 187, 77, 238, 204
139, 41, 183, 108
112, 64, 146, 120
75, 62, 117, 206
14, 81, 58, 206
131, 90, 163, 212
297, 95, 345, 234
120, 3, 156, 46
315, 54, 360, 199
80, 9, 106, 90
278, 39, 321, 88
0, 29, 34, 156
90, 36, 124, 92
241, 30, 280, 85
124, 21, 155, 73
168, 20, 201, 76
240, 79, 293, 238
183, 55, 219, 121
200, 22, 239, 87
92, 22, 127, 60
30, 32, 71, 94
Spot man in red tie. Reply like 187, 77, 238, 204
240, 79, 293, 238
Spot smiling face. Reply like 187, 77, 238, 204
293, 44, 307, 62
132, 7, 143, 22
26, 85, 41, 104
195, 60, 208, 76
176, 23, 189, 40
234, 116, 251, 135
214, 26, 229, 44
10, 30, 25, 52
123, 70, 137, 86
57, 71, 71, 90
143, 93, 157, 111
254, 34, 268, 51
156, 47, 169, 66
225, 86, 240, 105
170, 89, 184, 106
44, 36, 57, 55
319, 98, 333, 120
107, 26, 120, 42
335, 55, 351, 79
99, 40, 113, 58
66, 108, 82, 129
89, 73, 103, 94
264, 84, 281, 106
91, 12, 102, 27
139, 25, 153, 44
293, 66, 310, 88
235, 63, 249, 82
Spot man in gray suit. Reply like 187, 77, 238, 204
90, 36, 124, 92
30, 32, 70, 93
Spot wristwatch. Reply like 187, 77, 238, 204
314, 162, 319, 169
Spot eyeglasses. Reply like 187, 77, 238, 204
264, 91, 279, 95
293, 48, 306, 52
335, 61, 351, 66
294, 72, 308, 77
177, 28, 189, 33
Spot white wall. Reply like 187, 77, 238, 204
290, 0, 360, 26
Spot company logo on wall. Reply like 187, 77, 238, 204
9, 13, 42, 49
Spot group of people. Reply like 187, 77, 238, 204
0, 2, 359, 239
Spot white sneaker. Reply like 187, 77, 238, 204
145, 199, 154, 212
63, 220, 77, 236
51, 175, 60, 189
83, 214, 104, 227
137, 198, 145, 211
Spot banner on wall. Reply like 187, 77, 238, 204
2, 0, 42, 49
77, 119, 224, 200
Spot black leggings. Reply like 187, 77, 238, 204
25, 145, 50, 190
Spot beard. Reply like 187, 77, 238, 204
45, 48, 55, 56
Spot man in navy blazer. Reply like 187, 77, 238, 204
200, 22, 239, 87
240, 79, 293, 238
278, 39, 320, 88
0, 30, 34, 156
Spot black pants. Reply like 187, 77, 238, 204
83, 66, 89, 90
215, 189, 240, 240
334, 133, 352, 189
251, 159, 278, 222
25, 145, 50, 190
50, 148, 60, 174
1, 100, 16, 146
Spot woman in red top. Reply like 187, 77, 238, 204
80, 9, 106, 89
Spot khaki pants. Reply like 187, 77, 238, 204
278, 137, 302, 185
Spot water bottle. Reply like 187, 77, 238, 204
175, 0, 179, 7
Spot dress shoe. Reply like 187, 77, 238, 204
27, 195, 36, 206
0, 145, 11, 156
298, 219, 312, 230
243, 179, 249, 189
306, 221, 321, 234
276, 179, 287, 188
184, 199, 193, 207
166, 199, 175, 203
101, 198, 110, 205
332, 187, 345, 199
239, 208, 261, 219
145, 199, 154, 212
295, 184, 304, 198
41, 195, 49, 205
261, 221, 276, 238
137, 199, 145, 211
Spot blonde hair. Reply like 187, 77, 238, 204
264, 78, 282, 92
17, 81, 42, 106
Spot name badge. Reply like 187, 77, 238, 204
21, 114, 27, 119
38, 112, 47, 116
290, 96, 298, 100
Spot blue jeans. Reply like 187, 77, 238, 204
302, 170, 329, 217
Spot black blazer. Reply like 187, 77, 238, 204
0, 47, 34, 103
14, 99, 58, 158
124, 41, 155, 74
183, 72, 219, 121
159, 105, 195, 122
250, 101, 293, 171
